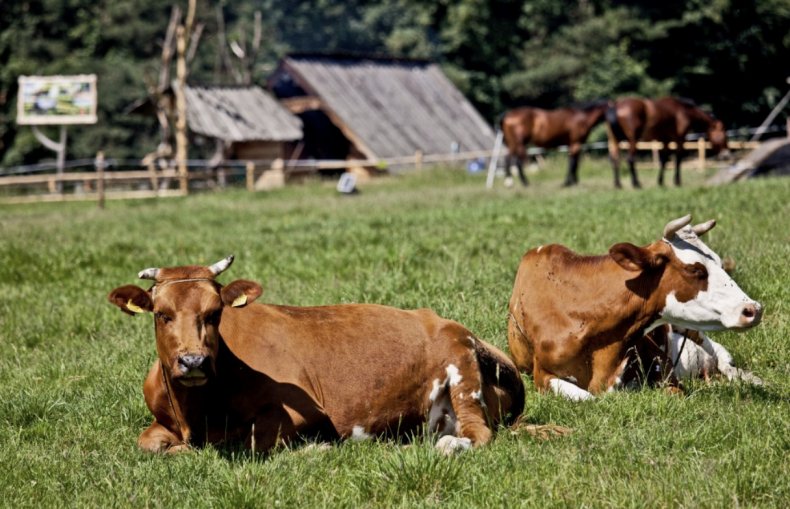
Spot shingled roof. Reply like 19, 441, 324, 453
183, 84, 302, 142
273, 54, 495, 159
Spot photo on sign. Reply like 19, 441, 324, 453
17, 75, 98, 125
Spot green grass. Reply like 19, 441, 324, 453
1, 156, 788, 508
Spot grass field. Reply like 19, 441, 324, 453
1, 156, 788, 508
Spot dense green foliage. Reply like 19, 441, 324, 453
0, 161, 788, 507
1, 1, 790, 164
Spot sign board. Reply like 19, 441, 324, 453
17, 74, 98, 125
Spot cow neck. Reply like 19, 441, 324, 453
160, 363, 188, 442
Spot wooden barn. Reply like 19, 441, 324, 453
268, 54, 496, 161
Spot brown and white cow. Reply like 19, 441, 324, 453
108, 256, 524, 454
507, 215, 762, 400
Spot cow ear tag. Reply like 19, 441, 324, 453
126, 300, 146, 314
231, 294, 248, 307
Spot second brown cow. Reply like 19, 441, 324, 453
507, 215, 762, 400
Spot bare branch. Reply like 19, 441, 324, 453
186, 22, 204, 65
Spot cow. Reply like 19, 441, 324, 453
507, 214, 763, 400
108, 256, 524, 454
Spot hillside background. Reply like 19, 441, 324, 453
1, 0, 789, 166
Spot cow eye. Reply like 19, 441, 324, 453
685, 264, 708, 279
155, 312, 173, 324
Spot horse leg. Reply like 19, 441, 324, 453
658, 145, 670, 186
563, 145, 581, 187
503, 154, 514, 188
608, 139, 622, 188
628, 143, 641, 188
516, 156, 529, 187
674, 144, 682, 186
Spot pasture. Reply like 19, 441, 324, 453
0, 157, 788, 508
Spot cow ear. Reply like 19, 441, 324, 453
221, 280, 263, 308
609, 243, 651, 272
108, 285, 153, 315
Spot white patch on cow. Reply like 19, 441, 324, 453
661, 226, 761, 331
446, 364, 462, 386
549, 378, 594, 401
351, 425, 372, 441
435, 435, 472, 455
470, 389, 482, 401
429, 378, 442, 402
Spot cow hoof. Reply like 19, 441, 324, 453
165, 444, 192, 454
435, 435, 472, 455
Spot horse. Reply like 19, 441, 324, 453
499, 100, 609, 187
606, 97, 729, 188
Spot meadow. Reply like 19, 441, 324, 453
0, 157, 788, 508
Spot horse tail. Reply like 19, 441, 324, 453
605, 102, 626, 141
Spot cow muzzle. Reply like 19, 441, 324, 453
175, 354, 211, 386
736, 302, 763, 329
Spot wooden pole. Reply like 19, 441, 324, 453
697, 137, 706, 170
96, 151, 106, 209
175, 25, 189, 195
246, 161, 255, 191
415, 150, 423, 171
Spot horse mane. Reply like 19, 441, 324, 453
572, 99, 610, 111
675, 96, 718, 120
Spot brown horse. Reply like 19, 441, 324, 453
606, 97, 729, 188
500, 100, 609, 187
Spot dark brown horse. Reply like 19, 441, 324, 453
606, 97, 729, 188
500, 100, 609, 187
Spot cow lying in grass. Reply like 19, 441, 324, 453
109, 256, 524, 454
507, 214, 763, 400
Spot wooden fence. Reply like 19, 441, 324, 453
0, 140, 763, 205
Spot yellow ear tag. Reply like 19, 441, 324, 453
231, 294, 248, 308
126, 300, 146, 314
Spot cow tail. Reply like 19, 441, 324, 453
474, 341, 525, 428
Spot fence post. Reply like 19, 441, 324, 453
246, 161, 255, 191
96, 151, 106, 209
787, 117, 790, 140
697, 138, 706, 171
415, 150, 423, 171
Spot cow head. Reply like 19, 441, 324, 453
108, 255, 262, 386
609, 215, 762, 332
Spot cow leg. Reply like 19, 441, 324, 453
429, 358, 494, 454
533, 361, 593, 401
138, 420, 186, 453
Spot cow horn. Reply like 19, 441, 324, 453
691, 219, 716, 237
208, 255, 234, 276
138, 267, 160, 280
663, 214, 693, 239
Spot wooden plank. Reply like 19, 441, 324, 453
280, 96, 323, 114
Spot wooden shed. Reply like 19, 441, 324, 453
128, 84, 303, 162
269, 54, 496, 161
183, 84, 303, 161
